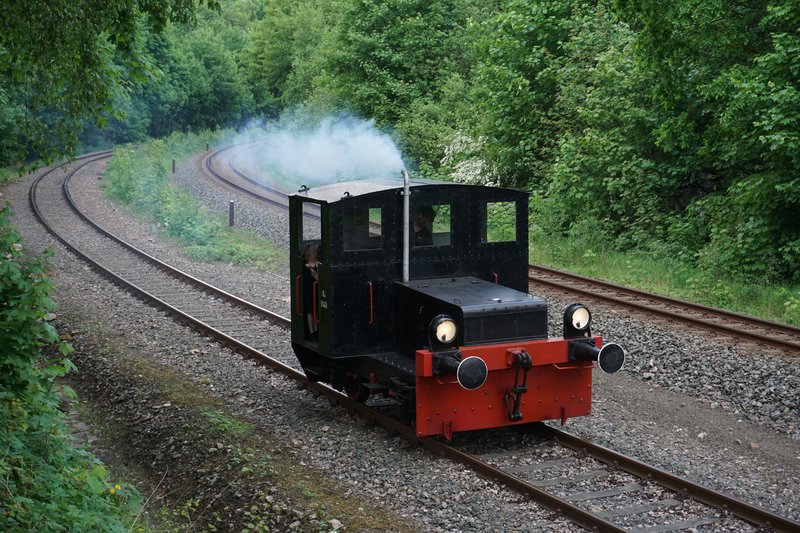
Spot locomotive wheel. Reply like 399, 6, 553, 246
344, 375, 370, 403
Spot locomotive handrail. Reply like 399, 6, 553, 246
294, 275, 302, 316
313, 281, 319, 324
368, 281, 374, 325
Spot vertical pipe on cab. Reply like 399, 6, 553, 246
402, 168, 410, 283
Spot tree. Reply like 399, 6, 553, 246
173, 28, 254, 129
615, 0, 800, 281
318, 0, 480, 169
0, 0, 219, 165
471, 0, 578, 187
241, 0, 340, 116
545, 3, 671, 249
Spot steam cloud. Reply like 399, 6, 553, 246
236, 115, 405, 189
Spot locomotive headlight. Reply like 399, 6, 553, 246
430, 315, 457, 345
564, 303, 592, 338
570, 306, 591, 330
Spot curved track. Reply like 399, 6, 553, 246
30, 153, 289, 354
203, 142, 291, 209
30, 149, 786, 531
203, 142, 320, 220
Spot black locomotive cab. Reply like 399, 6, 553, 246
290, 178, 528, 381
289, 177, 624, 436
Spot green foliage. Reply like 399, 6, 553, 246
4, 0, 798, 291
472, 0, 578, 186
328, 0, 470, 118
102, 132, 281, 270
607, 0, 800, 282
463, 0, 799, 284
315, 0, 480, 169
0, 207, 143, 531
201, 409, 254, 436
0, 0, 220, 166
170, 27, 254, 130
485, 201, 518, 243
0, 85, 26, 166
241, 0, 337, 115
1, 207, 64, 396
84, 13, 255, 145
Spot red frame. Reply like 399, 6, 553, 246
294, 276, 302, 316
414, 336, 600, 437
313, 281, 319, 323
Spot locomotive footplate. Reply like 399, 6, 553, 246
329, 352, 415, 398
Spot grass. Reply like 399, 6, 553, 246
530, 231, 800, 326
0, 166, 20, 184
61, 313, 416, 533
101, 131, 283, 272
201, 408, 254, 437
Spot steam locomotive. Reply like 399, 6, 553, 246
290, 174, 624, 439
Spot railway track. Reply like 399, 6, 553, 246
31, 153, 799, 532
30, 152, 290, 361
203, 142, 290, 209
203, 142, 320, 219
529, 265, 800, 355
453, 424, 800, 532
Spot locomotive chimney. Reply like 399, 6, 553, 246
402, 168, 410, 283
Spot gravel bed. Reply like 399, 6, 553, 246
72, 159, 291, 315
182, 154, 292, 249
5, 154, 799, 529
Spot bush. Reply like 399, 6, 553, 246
0, 206, 142, 531
102, 131, 281, 270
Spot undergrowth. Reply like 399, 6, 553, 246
0, 206, 144, 532
0, 159, 46, 185
529, 218, 800, 326
102, 131, 281, 270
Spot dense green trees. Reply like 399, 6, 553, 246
0, 0, 221, 164
610, 0, 800, 281
240, 0, 336, 114
466, 0, 799, 282
2, 0, 797, 283
82, 11, 255, 144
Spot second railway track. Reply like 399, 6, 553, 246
529, 265, 800, 355
204, 142, 291, 209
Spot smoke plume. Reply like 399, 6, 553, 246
234, 115, 405, 189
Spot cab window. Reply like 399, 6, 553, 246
413, 203, 451, 247
343, 207, 382, 251
301, 201, 321, 241
484, 201, 516, 243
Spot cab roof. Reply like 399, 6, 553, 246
293, 178, 526, 204
293, 178, 437, 204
